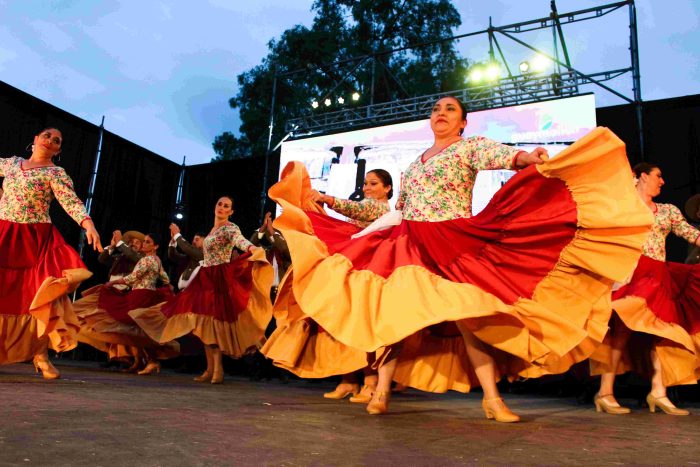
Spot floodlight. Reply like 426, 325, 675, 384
311, 100, 319, 109
352, 92, 360, 101
532, 54, 550, 73
324, 98, 332, 107
337, 96, 345, 104
485, 63, 500, 81
519, 61, 530, 73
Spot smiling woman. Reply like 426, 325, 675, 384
0, 127, 102, 379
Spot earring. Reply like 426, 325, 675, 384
25, 143, 34, 152
53, 152, 61, 163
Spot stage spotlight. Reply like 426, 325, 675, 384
324, 98, 332, 107
337, 96, 345, 104
311, 100, 319, 109
175, 213, 184, 220
519, 61, 530, 73
352, 92, 360, 101
532, 54, 550, 73
485, 63, 500, 81
469, 68, 483, 83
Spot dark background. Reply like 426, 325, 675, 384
1, 80, 699, 285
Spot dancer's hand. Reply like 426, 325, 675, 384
516, 147, 548, 168
82, 219, 103, 252
169, 223, 180, 238
113, 230, 122, 244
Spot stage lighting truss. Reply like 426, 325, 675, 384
275, 1, 641, 139
287, 67, 629, 134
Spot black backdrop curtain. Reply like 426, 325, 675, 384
179, 153, 280, 243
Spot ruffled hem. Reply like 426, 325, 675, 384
268, 128, 652, 389
129, 249, 274, 358
73, 287, 180, 358
590, 256, 700, 386
261, 279, 367, 377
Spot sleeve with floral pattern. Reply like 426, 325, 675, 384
395, 187, 406, 211
158, 262, 170, 285
0, 157, 12, 177
332, 198, 389, 223
50, 168, 90, 226
225, 223, 253, 252
669, 204, 700, 244
123, 257, 151, 288
464, 136, 521, 171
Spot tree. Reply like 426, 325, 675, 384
211, 132, 251, 161
214, 0, 470, 161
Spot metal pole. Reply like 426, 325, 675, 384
628, 0, 645, 160
74, 115, 104, 300
261, 70, 278, 223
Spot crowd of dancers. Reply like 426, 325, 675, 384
1, 96, 699, 422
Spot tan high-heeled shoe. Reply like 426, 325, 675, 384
33, 355, 60, 380
324, 383, 360, 400
594, 393, 631, 415
137, 361, 161, 375
646, 393, 690, 416
210, 369, 224, 385
366, 391, 391, 415
349, 384, 375, 404
482, 397, 520, 423
193, 371, 212, 383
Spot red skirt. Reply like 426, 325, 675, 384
0, 220, 90, 363
75, 285, 178, 358
265, 128, 654, 392
613, 255, 700, 328
98, 287, 174, 325
591, 255, 700, 386
129, 250, 274, 357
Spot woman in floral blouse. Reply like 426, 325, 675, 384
0, 127, 102, 379
130, 196, 273, 384
591, 163, 700, 416
265, 169, 393, 403
75, 233, 176, 375
267, 95, 652, 421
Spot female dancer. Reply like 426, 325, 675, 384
268, 96, 652, 419
263, 169, 393, 403
130, 196, 273, 384
591, 163, 700, 415
0, 127, 101, 378
75, 233, 176, 374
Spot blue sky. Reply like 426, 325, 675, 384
0, 0, 697, 165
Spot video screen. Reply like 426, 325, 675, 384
279, 94, 596, 218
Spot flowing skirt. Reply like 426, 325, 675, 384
0, 220, 91, 364
74, 285, 179, 359
590, 255, 700, 386
264, 127, 654, 393
129, 249, 273, 357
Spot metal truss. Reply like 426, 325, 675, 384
286, 68, 631, 134
273, 1, 641, 141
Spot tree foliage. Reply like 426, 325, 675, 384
213, 0, 470, 161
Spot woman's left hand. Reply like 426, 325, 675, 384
82, 219, 104, 252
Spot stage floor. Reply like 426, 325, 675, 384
1, 361, 698, 466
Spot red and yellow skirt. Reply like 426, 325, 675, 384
590, 255, 700, 386
74, 285, 179, 360
0, 220, 91, 364
264, 127, 654, 393
129, 249, 273, 357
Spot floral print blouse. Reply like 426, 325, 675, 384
123, 255, 169, 290
332, 198, 390, 228
396, 137, 520, 222
203, 222, 253, 267
0, 156, 89, 225
643, 203, 700, 261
